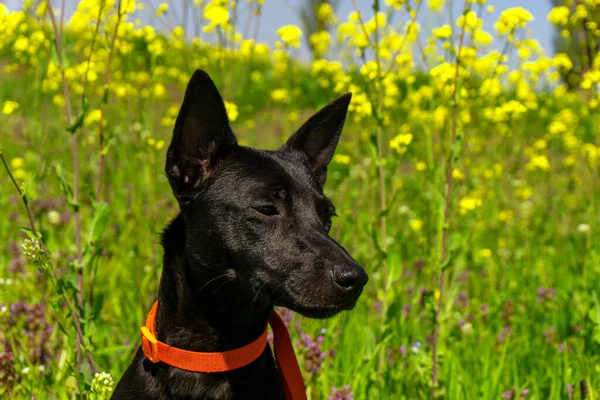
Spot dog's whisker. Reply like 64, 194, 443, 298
251, 281, 269, 305
210, 277, 234, 295
192, 272, 234, 296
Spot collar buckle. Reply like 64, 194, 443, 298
141, 326, 159, 363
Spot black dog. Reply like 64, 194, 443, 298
112, 70, 368, 399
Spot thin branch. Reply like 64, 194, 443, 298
0, 152, 99, 374
1, 154, 39, 238
47, 2, 73, 123
431, 0, 469, 396
47, 0, 85, 374
97, 0, 124, 202
79, 0, 106, 110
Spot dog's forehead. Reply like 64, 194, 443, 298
222, 147, 321, 197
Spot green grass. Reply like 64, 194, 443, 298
1, 25, 600, 400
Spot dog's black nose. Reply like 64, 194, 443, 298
332, 264, 368, 291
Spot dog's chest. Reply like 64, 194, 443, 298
165, 355, 286, 400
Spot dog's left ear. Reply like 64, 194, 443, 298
166, 70, 237, 197
280, 92, 352, 187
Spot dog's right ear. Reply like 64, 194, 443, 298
165, 70, 237, 197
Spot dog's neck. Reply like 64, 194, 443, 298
154, 213, 272, 353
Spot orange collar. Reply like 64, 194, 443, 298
141, 301, 307, 400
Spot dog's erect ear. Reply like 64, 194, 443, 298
280, 93, 352, 187
166, 70, 237, 196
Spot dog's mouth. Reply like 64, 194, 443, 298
272, 284, 365, 319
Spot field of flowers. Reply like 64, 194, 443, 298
1, 0, 600, 399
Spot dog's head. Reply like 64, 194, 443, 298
165, 70, 368, 318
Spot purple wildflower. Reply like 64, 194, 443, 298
497, 325, 512, 345
386, 345, 408, 367
373, 298, 383, 314
455, 291, 468, 308
418, 287, 427, 307
295, 329, 333, 377
537, 287, 556, 303
501, 389, 515, 399
8, 257, 24, 274
501, 301, 513, 324
329, 384, 353, 400
8, 240, 19, 256
0, 344, 16, 391
543, 326, 557, 344
566, 383, 574, 399
413, 259, 425, 271
6, 301, 52, 365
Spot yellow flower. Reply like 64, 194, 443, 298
173, 26, 185, 37
429, 0, 446, 12
85, 109, 103, 126
153, 83, 167, 98
316, 3, 337, 25
499, 210, 514, 222
415, 161, 427, 171
271, 88, 290, 103
155, 140, 165, 150
526, 154, 551, 171
224, 101, 238, 122
155, 2, 168, 16
13, 169, 26, 180
452, 168, 465, 180
473, 30, 493, 45
10, 157, 24, 169
13, 37, 29, 52
459, 196, 482, 214
457, 10, 483, 32
478, 248, 492, 258
389, 132, 413, 154
147, 138, 156, 146
333, 154, 351, 165
547, 6, 570, 25
2, 100, 20, 115
204, 4, 229, 27
309, 31, 330, 57
409, 219, 423, 232
386, 0, 407, 10
277, 25, 303, 48
433, 25, 452, 39
495, 7, 534, 36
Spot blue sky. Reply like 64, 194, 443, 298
7, 1, 556, 57
256, 0, 555, 58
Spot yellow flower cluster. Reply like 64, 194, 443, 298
0, 0, 598, 222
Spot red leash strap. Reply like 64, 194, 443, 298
270, 311, 307, 400
140, 302, 307, 400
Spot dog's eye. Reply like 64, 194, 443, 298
253, 205, 279, 216
324, 219, 332, 232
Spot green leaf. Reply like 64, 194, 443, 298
370, 223, 387, 258
86, 201, 110, 246
55, 163, 78, 210
66, 97, 89, 134
91, 293, 105, 321
100, 136, 115, 156
50, 40, 70, 68
20, 173, 37, 199
20, 227, 40, 240
102, 85, 109, 104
